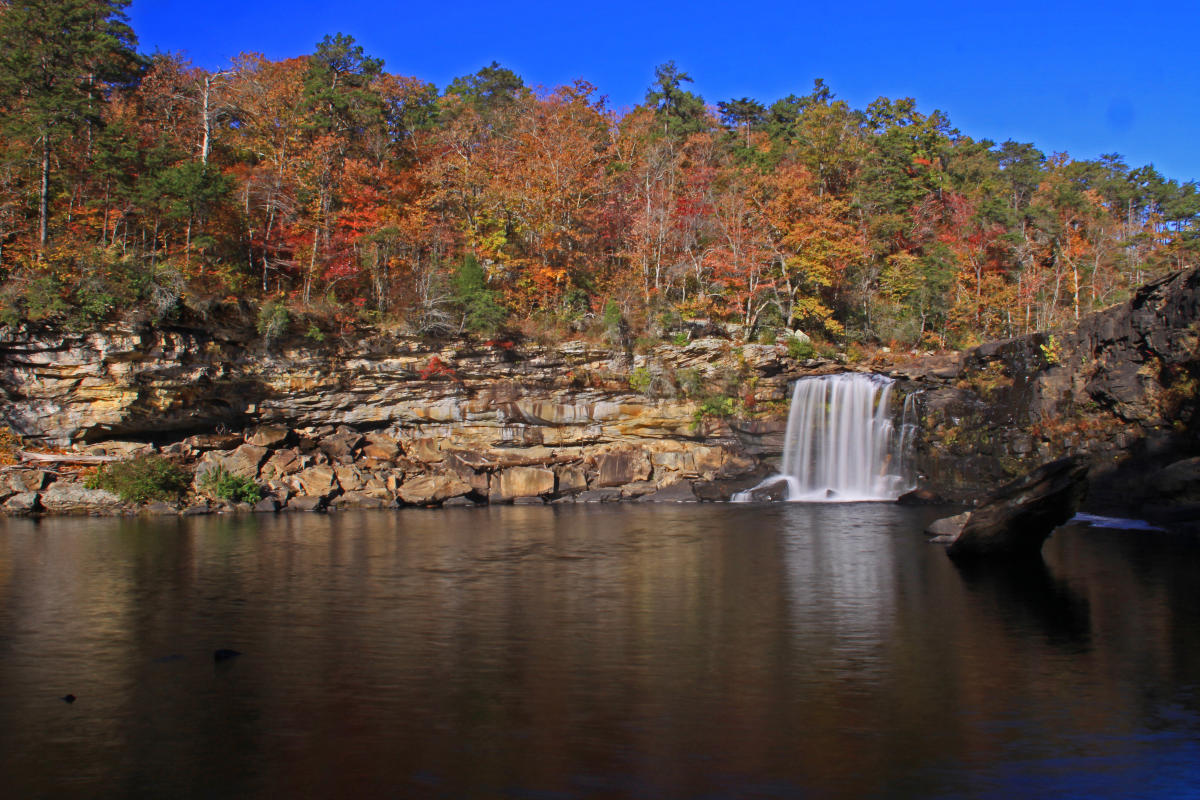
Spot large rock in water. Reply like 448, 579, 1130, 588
944, 457, 1089, 560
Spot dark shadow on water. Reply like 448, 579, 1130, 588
953, 554, 1092, 649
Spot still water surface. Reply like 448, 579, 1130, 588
1, 504, 1197, 798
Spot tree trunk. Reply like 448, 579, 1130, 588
38, 134, 50, 256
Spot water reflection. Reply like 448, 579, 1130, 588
0, 507, 1197, 798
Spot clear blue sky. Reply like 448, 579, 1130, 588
129, 0, 1199, 182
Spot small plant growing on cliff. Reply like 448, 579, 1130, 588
85, 456, 190, 504
629, 366, 653, 395
786, 336, 815, 360
691, 393, 737, 431
257, 300, 290, 343
1040, 334, 1061, 366
199, 466, 263, 504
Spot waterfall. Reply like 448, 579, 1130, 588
737, 373, 914, 503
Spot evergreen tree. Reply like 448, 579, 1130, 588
645, 61, 708, 139
0, 0, 142, 253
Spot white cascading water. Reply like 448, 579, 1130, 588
736, 373, 914, 503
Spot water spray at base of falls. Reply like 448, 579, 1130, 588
735, 373, 916, 503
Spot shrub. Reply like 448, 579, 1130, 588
629, 366, 653, 395
199, 466, 263, 504
1039, 334, 1061, 366
257, 300, 290, 343
672, 331, 689, 347
786, 336, 815, 360
85, 455, 190, 504
690, 393, 737, 431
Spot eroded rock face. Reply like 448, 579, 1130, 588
901, 267, 1200, 503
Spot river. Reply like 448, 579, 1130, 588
1, 504, 1197, 798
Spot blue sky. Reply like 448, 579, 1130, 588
129, 0, 1199, 182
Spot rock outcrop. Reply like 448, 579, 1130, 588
0, 319, 838, 513
900, 267, 1200, 513
936, 457, 1089, 559
1, 266, 1196, 517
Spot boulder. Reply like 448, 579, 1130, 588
330, 491, 391, 509
260, 448, 302, 480
195, 444, 268, 481
318, 430, 363, 461
925, 511, 971, 543
40, 483, 124, 515
576, 488, 622, 503
333, 465, 366, 492
554, 464, 588, 494
946, 457, 1089, 560
6, 469, 50, 493
1150, 457, 1200, 502
493, 466, 555, 501
404, 437, 444, 464
636, 481, 698, 503
897, 488, 946, 506
443, 452, 490, 495
397, 474, 471, 505
443, 496, 480, 507
4, 491, 41, 514
82, 440, 155, 458
363, 432, 401, 459
592, 449, 651, 487
288, 495, 325, 512
733, 477, 790, 502
253, 497, 281, 513
245, 425, 291, 448
292, 464, 339, 499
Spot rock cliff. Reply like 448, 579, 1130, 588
1, 266, 1196, 517
902, 266, 1200, 521
0, 316, 821, 512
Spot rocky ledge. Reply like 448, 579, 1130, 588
0, 323, 832, 515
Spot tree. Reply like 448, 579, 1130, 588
717, 97, 766, 147
0, 0, 142, 254
645, 61, 709, 139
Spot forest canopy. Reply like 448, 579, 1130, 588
1, 0, 1196, 347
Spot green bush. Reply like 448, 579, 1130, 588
199, 466, 263, 504
698, 394, 736, 418
85, 455, 190, 504
629, 366, 653, 394
671, 331, 689, 347
786, 336, 815, 360
257, 300, 290, 342
690, 393, 737, 431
